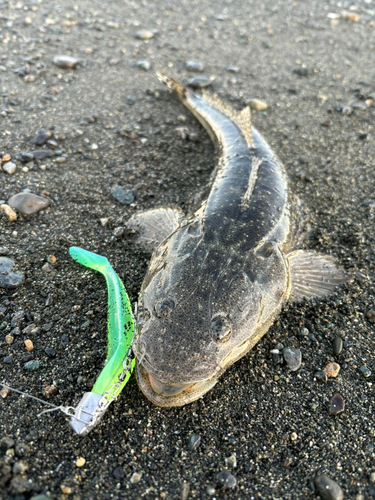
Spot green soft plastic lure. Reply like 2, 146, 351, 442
68, 247, 135, 436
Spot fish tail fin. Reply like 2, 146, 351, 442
156, 71, 187, 101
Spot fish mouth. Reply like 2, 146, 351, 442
136, 363, 217, 407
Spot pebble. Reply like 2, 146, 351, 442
24, 339, 33, 351
282, 348, 302, 371
60, 485, 73, 495
293, 67, 309, 77
329, 393, 345, 415
24, 360, 40, 371
2, 161, 17, 175
216, 470, 237, 489
53, 55, 79, 69
3, 355, 12, 364
135, 29, 154, 39
130, 471, 142, 484
8, 193, 50, 215
246, 99, 268, 111
186, 61, 205, 72
333, 337, 343, 355
206, 485, 216, 495
43, 385, 58, 397
321, 120, 333, 127
16, 152, 34, 162
13, 460, 28, 474
0, 257, 25, 288
344, 12, 360, 22
0, 437, 15, 449
370, 472, 375, 484
10, 475, 31, 494
76, 457, 86, 467
33, 150, 53, 160
34, 129, 50, 146
314, 474, 344, 500
359, 365, 371, 378
112, 185, 134, 205
324, 362, 340, 378
315, 370, 328, 383
113, 226, 125, 238
5, 335, 14, 344
181, 481, 190, 500
227, 66, 239, 72
0, 387, 10, 398
45, 347, 56, 357
188, 433, 201, 451
0, 204, 17, 222
225, 454, 237, 468
15, 442, 29, 457
24, 75, 35, 83
112, 466, 124, 479
137, 60, 150, 71
187, 76, 212, 88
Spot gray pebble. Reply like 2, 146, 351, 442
53, 55, 79, 69
187, 76, 212, 88
314, 474, 343, 500
34, 129, 50, 146
2, 161, 17, 175
11, 311, 25, 327
112, 465, 124, 479
217, 470, 237, 489
293, 67, 309, 77
0, 436, 15, 449
10, 475, 31, 494
225, 454, 237, 468
16, 152, 34, 162
0, 247, 9, 255
359, 365, 371, 378
15, 442, 30, 457
137, 60, 151, 71
186, 61, 205, 72
227, 66, 239, 73
112, 186, 134, 205
329, 393, 345, 415
333, 336, 343, 355
2, 356, 12, 365
188, 433, 201, 451
0, 257, 25, 289
24, 360, 40, 371
33, 150, 53, 160
282, 347, 302, 371
113, 226, 125, 238
8, 193, 50, 215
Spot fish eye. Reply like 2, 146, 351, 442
210, 313, 231, 342
154, 297, 175, 318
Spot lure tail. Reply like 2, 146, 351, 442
69, 247, 110, 272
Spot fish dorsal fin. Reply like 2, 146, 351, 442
202, 91, 253, 148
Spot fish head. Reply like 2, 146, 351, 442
133, 236, 288, 407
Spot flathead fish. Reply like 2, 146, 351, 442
127, 73, 349, 407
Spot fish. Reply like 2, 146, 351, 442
127, 72, 350, 407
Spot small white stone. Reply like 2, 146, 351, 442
2, 161, 16, 174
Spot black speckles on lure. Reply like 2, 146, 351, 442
127, 73, 350, 407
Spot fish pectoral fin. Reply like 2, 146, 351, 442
126, 207, 184, 253
287, 250, 351, 302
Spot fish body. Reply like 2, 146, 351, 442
128, 73, 349, 407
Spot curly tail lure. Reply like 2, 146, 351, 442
68, 247, 136, 435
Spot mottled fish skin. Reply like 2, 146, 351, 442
130, 73, 348, 407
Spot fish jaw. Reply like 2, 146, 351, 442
136, 363, 217, 407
